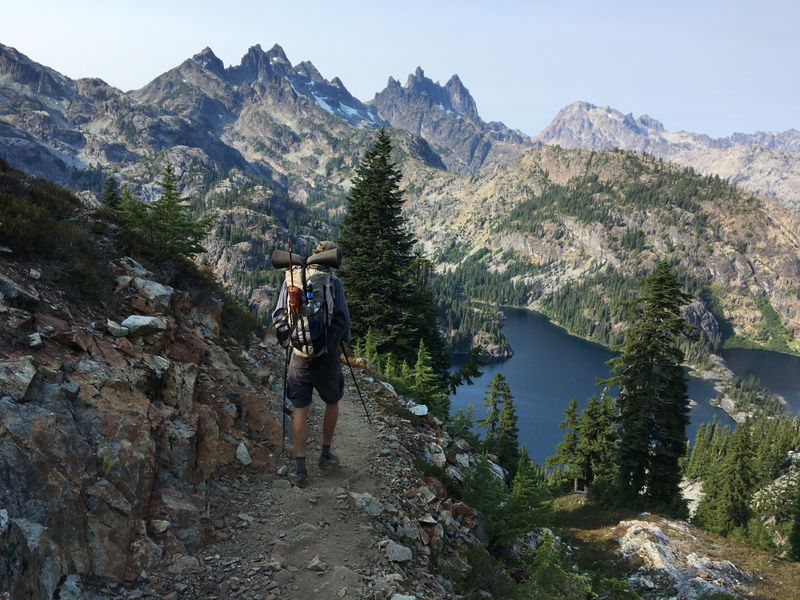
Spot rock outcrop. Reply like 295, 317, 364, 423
617, 518, 750, 598
0, 256, 281, 599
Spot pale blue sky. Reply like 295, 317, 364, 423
1, 0, 797, 137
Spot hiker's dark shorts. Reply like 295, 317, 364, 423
287, 350, 344, 409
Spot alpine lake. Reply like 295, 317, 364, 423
450, 308, 800, 464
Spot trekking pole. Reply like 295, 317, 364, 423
340, 341, 372, 425
281, 345, 290, 456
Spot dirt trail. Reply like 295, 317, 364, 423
135, 356, 414, 600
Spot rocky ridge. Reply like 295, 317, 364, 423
537, 101, 800, 206
371, 67, 533, 173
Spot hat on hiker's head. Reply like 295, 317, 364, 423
313, 240, 337, 255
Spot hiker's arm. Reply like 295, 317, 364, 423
327, 277, 351, 352
272, 282, 290, 348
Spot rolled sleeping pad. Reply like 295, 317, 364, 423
271, 250, 307, 269
306, 248, 341, 268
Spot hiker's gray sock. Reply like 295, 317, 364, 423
322, 445, 332, 459
295, 456, 307, 473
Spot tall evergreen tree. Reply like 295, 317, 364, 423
337, 129, 447, 372
481, 373, 511, 451
604, 260, 690, 513
412, 339, 450, 419
101, 174, 120, 208
695, 421, 754, 535
147, 165, 210, 259
546, 398, 582, 491
509, 448, 551, 531
575, 395, 616, 489
496, 386, 520, 478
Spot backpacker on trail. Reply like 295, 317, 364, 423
284, 260, 336, 357
271, 240, 349, 359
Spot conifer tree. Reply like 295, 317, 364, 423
509, 448, 551, 529
546, 398, 582, 491
481, 373, 511, 452
101, 174, 120, 208
337, 129, 447, 371
695, 421, 753, 535
115, 168, 211, 261
412, 339, 450, 418
147, 165, 210, 259
575, 395, 615, 489
604, 260, 690, 513
496, 386, 520, 478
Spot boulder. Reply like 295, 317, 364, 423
409, 404, 428, 416
121, 315, 166, 337
131, 278, 174, 313
105, 319, 129, 338
384, 540, 412, 562
350, 492, 384, 517
0, 355, 37, 400
0, 273, 39, 307
236, 442, 252, 466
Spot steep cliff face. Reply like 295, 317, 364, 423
371, 67, 532, 173
0, 231, 284, 598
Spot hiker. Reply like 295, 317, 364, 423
272, 240, 352, 487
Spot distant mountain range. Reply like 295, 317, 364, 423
1, 41, 798, 353
537, 101, 800, 206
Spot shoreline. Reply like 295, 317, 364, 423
486, 306, 790, 424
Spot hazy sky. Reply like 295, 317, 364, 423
2, 0, 797, 137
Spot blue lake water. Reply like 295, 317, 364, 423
450, 308, 743, 464
719, 348, 800, 413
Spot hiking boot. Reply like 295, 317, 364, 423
289, 469, 309, 488
318, 452, 340, 470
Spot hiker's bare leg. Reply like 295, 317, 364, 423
293, 405, 310, 458
322, 402, 339, 447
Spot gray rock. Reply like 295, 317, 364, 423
28, 269, 41, 281
168, 555, 200, 574
0, 272, 39, 306
390, 595, 416, 600
455, 453, 471, 469
131, 277, 174, 312
56, 574, 88, 599
105, 319, 129, 337
409, 404, 428, 416
0, 355, 37, 400
121, 315, 166, 337
350, 492, 384, 517
236, 442, 252, 465
384, 540, 412, 562
27, 332, 43, 348
119, 257, 152, 277
306, 555, 326, 572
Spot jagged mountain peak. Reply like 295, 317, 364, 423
264, 43, 290, 64
294, 60, 324, 82
191, 46, 225, 77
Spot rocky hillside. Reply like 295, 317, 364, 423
537, 101, 800, 206
370, 67, 532, 173
402, 145, 800, 352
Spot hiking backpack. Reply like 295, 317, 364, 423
285, 264, 335, 357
